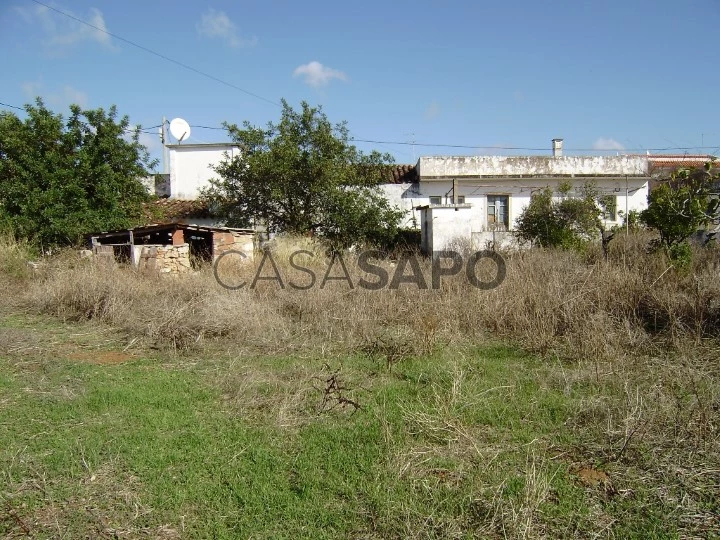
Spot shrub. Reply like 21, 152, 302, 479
514, 185, 603, 250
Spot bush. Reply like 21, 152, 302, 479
514, 185, 604, 250
668, 242, 693, 268
641, 162, 720, 252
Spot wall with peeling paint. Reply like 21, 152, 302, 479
413, 155, 650, 250
418, 155, 649, 178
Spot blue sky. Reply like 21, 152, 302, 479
2, 0, 719, 170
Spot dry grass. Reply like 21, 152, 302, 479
11, 232, 720, 362
2, 233, 720, 536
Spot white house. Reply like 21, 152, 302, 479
146, 138, 718, 252
404, 141, 652, 252
166, 142, 240, 200
139, 143, 240, 226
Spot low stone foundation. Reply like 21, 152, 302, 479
137, 244, 191, 274
87, 224, 255, 274
213, 231, 255, 260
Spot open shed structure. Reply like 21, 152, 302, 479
88, 223, 254, 274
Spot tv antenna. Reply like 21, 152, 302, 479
169, 117, 191, 143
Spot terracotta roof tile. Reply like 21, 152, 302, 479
143, 198, 210, 221
384, 164, 417, 184
648, 155, 717, 170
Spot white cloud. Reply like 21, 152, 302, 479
21, 81, 42, 98
62, 85, 87, 107
137, 130, 162, 154
124, 127, 162, 152
425, 101, 440, 120
293, 61, 348, 87
15, 4, 114, 53
20, 81, 87, 108
592, 137, 625, 151
197, 9, 256, 48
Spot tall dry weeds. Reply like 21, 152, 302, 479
4, 232, 719, 361
3, 233, 719, 536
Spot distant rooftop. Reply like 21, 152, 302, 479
646, 154, 717, 170
384, 164, 418, 184
418, 155, 650, 178
143, 198, 209, 221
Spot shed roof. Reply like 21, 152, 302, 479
89, 222, 254, 241
647, 154, 717, 170
143, 198, 210, 221
384, 164, 418, 184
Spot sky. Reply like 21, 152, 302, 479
2, 0, 720, 171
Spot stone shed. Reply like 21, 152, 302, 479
88, 223, 255, 274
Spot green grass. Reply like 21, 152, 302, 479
1, 314, 716, 538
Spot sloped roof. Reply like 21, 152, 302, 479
647, 154, 717, 169
384, 164, 418, 184
143, 198, 210, 221
89, 222, 253, 243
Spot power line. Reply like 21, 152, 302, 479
136, 124, 163, 133
0, 101, 25, 111
349, 138, 720, 153
12, 4, 720, 155
29, 0, 281, 108
187, 125, 720, 152
4, 98, 719, 155
188, 124, 719, 152
1, 99, 164, 134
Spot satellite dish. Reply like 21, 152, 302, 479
169, 118, 191, 143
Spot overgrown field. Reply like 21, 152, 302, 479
1, 234, 718, 538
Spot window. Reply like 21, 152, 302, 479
429, 196, 442, 205
457, 195, 465, 204
599, 196, 617, 221
487, 195, 509, 229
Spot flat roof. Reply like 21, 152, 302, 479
89, 222, 254, 240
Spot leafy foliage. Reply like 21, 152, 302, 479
640, 162, 720, 251
514, 184, 605, 250
202, 100, 403, 249
0, 99, 155, 247
617, 209, 641, 232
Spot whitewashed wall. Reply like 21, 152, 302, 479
408, 177, 648, 250
420, 205, 474, 252
168, 144, 240, 199
418, 155, 649, 177
377, 183, 422, 228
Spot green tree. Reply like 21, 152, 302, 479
0, 99, 156, 247
202, 100, 403, 249
514, 183, 607, 250
640, 162, 719, 251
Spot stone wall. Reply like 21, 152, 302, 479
213, 231, 254, 261
137, 244, 191, 274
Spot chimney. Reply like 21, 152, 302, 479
552, 138, 563, 158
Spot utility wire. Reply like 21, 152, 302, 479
349, 138, 720, 153
14, 4, 720, 154
0, 101, 25, 111
29, 0, 281, 108
188, 124, 717, 153
4, 98, 718, 154
137, 124, 163, 133
1, 99, 164, 134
